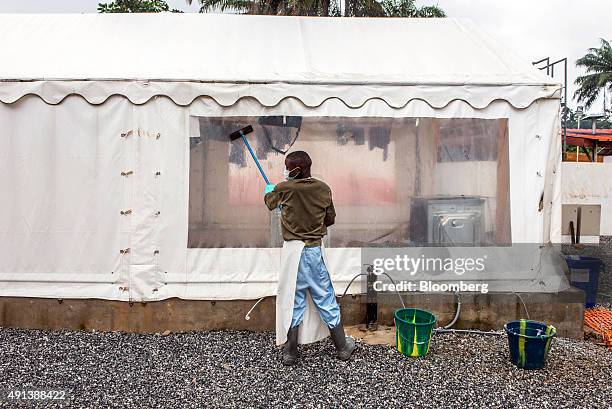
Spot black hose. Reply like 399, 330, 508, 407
381, 272, 406, 309
338, 272, 406, 309
339, 273, 367, 299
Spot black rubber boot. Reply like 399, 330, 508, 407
282, 326, 299, 366
329, 322, 356, 361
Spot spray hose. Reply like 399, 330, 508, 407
244, 272, 531, 337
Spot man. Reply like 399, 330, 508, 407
264, 150, 355, 366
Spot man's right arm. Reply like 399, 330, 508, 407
264, 186, 282, 210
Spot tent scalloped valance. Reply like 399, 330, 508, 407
0, 81, 561, 110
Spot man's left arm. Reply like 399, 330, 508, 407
324, 192, 336, 227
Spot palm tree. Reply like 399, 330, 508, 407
98, 0, 182, 12
186, 0, 445, 17
574, 38, 612, 111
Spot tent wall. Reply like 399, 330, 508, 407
0, 94, 560, 301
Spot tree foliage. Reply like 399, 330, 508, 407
98, 0, 182, 13
380, 0, 445, 17
574, 38, 612, 111
186, 0, 445, 17
564, 106, 612, 129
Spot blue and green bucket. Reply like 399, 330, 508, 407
394, 308, 437, 357
504, 319, 556, 370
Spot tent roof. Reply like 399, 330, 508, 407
0, 14, 561, 108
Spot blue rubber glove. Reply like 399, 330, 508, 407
264, 184, 276, 194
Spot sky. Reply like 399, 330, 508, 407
0, 0, 610, 112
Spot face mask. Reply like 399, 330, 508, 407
283, 167, 299, 181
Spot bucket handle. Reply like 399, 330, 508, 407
516, 328, 556, 340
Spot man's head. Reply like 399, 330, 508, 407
285, 151, 312, 179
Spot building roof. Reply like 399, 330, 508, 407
565, 129, 612, 156
566, 129, 612, 142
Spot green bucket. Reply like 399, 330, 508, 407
394, 308, 437, 357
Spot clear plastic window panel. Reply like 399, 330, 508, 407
188, 116, 510, 248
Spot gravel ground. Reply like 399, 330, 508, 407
0, 328, 610, 409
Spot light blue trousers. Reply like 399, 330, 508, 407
290, 246, 341, 329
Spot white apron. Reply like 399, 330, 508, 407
275, 240, 330, 346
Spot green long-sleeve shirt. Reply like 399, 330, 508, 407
264, 178, 336, 247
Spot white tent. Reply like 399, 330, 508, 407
0, 14, 563, 302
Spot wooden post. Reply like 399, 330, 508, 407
495, 119, 511, 244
